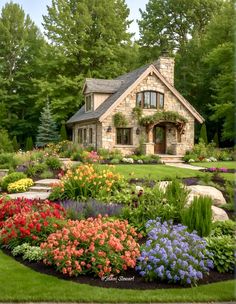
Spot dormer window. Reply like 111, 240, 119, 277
85, 94, 93, 112
136, 91, 164, 109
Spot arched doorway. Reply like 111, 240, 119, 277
153, 125, 166, 154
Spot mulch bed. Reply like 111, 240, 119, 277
2, 249, 233, 290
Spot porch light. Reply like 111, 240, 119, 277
168, 128, 172, 133
136, 127, 141, 135
107, 126, 112, 132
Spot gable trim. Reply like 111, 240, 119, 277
99, 65, 204, 123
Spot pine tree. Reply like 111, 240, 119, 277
199, 123, 208, 144
36, 103, 59, 147
25, 137, 33, 151
60, 123, 67, 141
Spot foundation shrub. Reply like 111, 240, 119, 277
206, 235, 235, 273
7, 178, 34, 193
41, 216, 141, 278
1, 172, 27, 191
136, 219, 213, 285
181, 196, 213, 237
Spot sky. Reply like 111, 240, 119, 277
0, 0, 149, 39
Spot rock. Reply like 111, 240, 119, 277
212, 206, 229, 222
187, 185, 226, 207
158, 181, 171, 191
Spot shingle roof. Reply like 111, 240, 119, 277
67, 64, 149, 124
84, 79, 122, 94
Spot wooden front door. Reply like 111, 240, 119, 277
153, 126, 166, 154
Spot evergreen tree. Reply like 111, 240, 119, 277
12, 136, 19, 151
213, 132, 219, 148
25, 137, 33, 151
36, 103, 59, 147
199, 123, 208, 144
60, 123, 67, 141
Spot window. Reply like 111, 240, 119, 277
116, 128, 132, 145
85, 94, 93, 112
89, 128, 93, 144
83, 128, 87, 143
78, 129, 83, 144
136, 91, 164, 109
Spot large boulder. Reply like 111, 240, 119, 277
187, 185, 226, 207
212, 206, 229, 222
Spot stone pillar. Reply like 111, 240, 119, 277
142, 143, 154, 155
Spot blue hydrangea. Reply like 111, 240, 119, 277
136, 218, 214, 286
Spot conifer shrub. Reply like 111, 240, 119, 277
181, 196, 212, 237
199, 123, 208, 144
25, 137, 33, 151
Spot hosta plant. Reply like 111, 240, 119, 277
41, 216, 141, 278
12, 243, 44, 261
136, 219, 213, 285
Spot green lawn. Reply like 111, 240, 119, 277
108, 164, 205, 180
192, 161, 236, 169
0, 250, 235, 302
192, 161, 235, 182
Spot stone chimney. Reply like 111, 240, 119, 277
153, 56, 175, 86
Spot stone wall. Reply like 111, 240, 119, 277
73, 121, 103, 150
101, 72, 195, 155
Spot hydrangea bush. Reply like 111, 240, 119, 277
136, 219, 213, 285
41, 216, 141, 278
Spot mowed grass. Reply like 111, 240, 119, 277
192, 161, 235, 182
0, 250, 235, 302
192, 161, 236, 169
108, 164, 205, 180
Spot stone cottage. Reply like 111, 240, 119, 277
67, 56, 204, 155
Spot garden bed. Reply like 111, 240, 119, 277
2, 248, 233, 290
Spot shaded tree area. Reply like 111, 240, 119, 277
0, 0, 139, 146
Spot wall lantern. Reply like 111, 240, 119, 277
168, 128, 172, 133
107, 126, 112, 132
136, 127, 141, 135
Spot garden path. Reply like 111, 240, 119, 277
3, 179, 60, 200
166, 163, 206, 170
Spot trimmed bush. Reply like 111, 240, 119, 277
1, 172, 26, 191
45, 156, 62, 170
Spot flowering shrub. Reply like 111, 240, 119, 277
0, 199, 65, 249
82, 151, 101, 163
136, 219, 213, 285
7, 178, 34, 193
41, 216, 141, 277
49, 164, 125, 201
